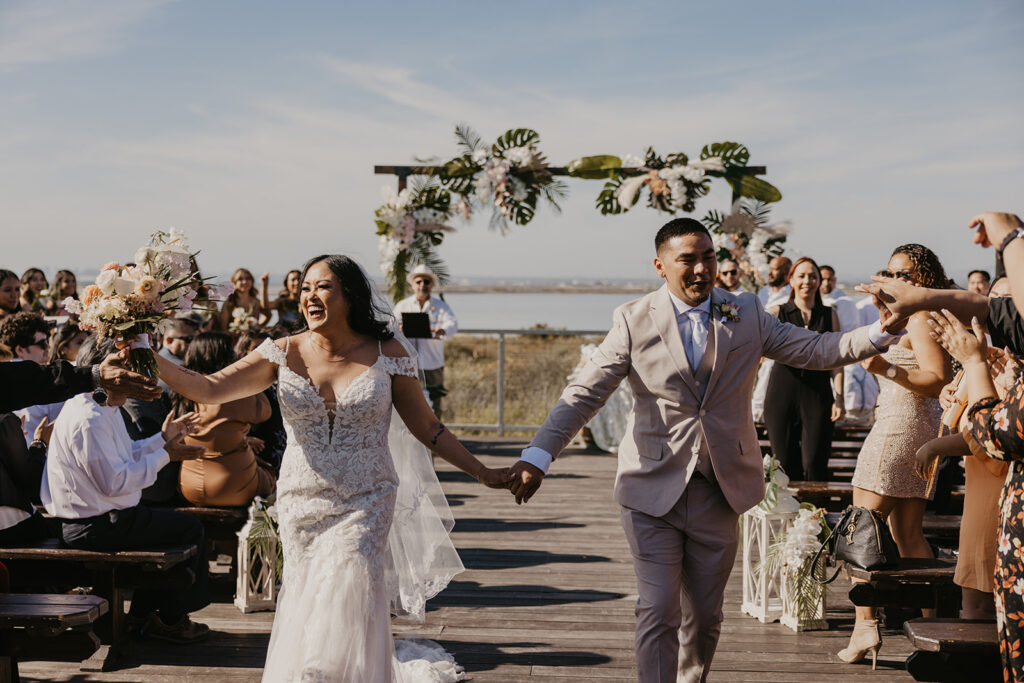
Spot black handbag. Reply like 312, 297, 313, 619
812, 506, 901, 584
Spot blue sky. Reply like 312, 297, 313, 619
2, 0, 1022, 285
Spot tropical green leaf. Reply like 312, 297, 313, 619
727, 175, 783, 203
493, 128, 540, 153
566, 155, 623, 179
596, 177, 625, 215
453, 122, 483, 155
701, 141, 750, 169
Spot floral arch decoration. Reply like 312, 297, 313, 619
374, 124, 787, 301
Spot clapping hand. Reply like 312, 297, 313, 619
926, 310, 987, 366
161, 411, 206, 462
507, 461, 544, 504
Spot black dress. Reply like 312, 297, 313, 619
763, 301, 835, 481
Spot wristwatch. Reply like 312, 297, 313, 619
885, 365, 898, 380
91, 364, 108, 406
997, 227, 1024, 255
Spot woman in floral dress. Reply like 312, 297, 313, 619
927, 308, 1024, 682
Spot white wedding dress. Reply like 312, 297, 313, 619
256, 338, 464, 682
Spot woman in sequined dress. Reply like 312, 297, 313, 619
838, 244, 953, 668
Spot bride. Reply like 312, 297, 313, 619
155, 254, 511, 681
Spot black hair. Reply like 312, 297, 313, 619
234, 328, 271, 360
19, 268, 47, 305
0, 269, 21, 314
891, 244, 951, 289
654, 218, 711, 253
819, 264, 835, 274
173, 331, 235, 416
76, 334, 117, 367
0, 312, 49, 352
968, 269, 991, 282
47, 322, 85, 364
299, 255, 395, 341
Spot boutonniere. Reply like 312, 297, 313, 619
716, 302, 740, 323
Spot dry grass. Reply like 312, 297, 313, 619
442, 333, 603, 434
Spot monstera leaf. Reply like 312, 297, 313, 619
493, 128, 541, 153
566, 155, 623, 179
727, 175, 783, 203
701, 142, 750, 170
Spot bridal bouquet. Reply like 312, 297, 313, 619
64, 229, 232, 378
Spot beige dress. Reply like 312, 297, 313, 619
851, 344, 941, 499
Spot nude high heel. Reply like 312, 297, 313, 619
837, 619, 882, 670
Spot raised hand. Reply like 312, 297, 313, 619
926, 310, 987, 366
98, 349, 161, 401
33, 416, 54, 445
968, 212, 1023, 249
508, 460, 544, 504
161, 410, 201, 443
855, 276, 920, 334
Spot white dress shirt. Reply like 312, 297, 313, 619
758, 284, 791, 309
394, 295, 458, 371
41, 394, 169, 519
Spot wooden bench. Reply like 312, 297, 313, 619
0, 541, 196, 672
847, 558, 960, 617
789, 481, 853, 511
903, 618, 1000, 682
172, 506, 248, 543
0, 593, 108, 682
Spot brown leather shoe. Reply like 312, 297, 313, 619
141, 614, 210, 643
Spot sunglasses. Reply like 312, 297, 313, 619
167, 335, 195, 343
27, 339, 49, 350
879, 269, 915, 281
720, 270, 738, 276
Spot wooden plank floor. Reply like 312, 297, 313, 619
18, 438, 916, 681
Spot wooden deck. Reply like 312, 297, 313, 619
17, 438, 917, 681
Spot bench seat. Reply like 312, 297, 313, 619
903, 618, 1000, 682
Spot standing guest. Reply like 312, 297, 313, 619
173, 333, 276, 507
757, 256, 792, 308
394, 265, 458, 417
260, 270, 302, 330
18, 268, 48, 313
52, 269, 79, 316
41, 335, 211, 642
839, 244, 953, 668
763, 257, 844, 481
0, 271, 20, 320
1, 313, 65, 446
715, 259, 744, 293
822, 265, 879, 423
47, 323, 88, 364
968, 269, 992, 295
218, 268, 261, 332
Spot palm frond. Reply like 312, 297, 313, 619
454, 123, 483, 155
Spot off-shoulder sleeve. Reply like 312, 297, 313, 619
382, 355, 418, 378
966, 376, 1024, 462
255, 338, 287, 368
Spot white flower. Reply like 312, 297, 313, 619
97, 298, 123, 319
134, 247, 156, 264
95, 270, 118, 295
621, 154, 644, 167
994, 408, 1010, 431
504, 146, 534, 166
614, 175, 648, 209
62, 296, 83, 314
471, 148, 489, 165
680, 165, 706, 183
113, 276, 136, 297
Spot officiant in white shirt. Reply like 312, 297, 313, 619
394, 265, 458, 417
41, 335, 212, 643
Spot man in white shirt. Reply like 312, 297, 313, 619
394, 265, 458, 417
757, 256, 792, 308
42, 335, 211, 643
820, 265, 879, 422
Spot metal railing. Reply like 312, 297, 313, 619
446, 327, 607, 435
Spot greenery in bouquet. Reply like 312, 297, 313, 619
63, 229, 232, 378
376, 180, 455, 301
703, 199, 790, 293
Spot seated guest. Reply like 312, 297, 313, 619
41, 335, 210, 642
174, 332, 276, 506
47, 322, 88, 364
52, 269, 79, 316
1, 313, 64, 446
0, 412, 54, 546
0, 270, 19, 320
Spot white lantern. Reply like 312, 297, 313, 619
740, 506, 795, 623
234, 517, 279, 613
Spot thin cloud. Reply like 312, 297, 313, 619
0, 0, 172, 70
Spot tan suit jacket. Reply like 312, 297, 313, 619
530, 285, 881, 517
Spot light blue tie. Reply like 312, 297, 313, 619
685, 308, 708, 369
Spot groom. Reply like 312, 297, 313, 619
508, 218, 903, 683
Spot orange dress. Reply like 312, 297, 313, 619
179, 394, 276, 507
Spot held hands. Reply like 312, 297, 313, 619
855, 276, 920, 334
508, 460, 544, 504
475, 465, 513, 489
926, 310, 987, 366
161, 411, 206, 462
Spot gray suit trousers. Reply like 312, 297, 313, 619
620, 474, 740, 683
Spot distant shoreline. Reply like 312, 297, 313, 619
437, 284, 659, 294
